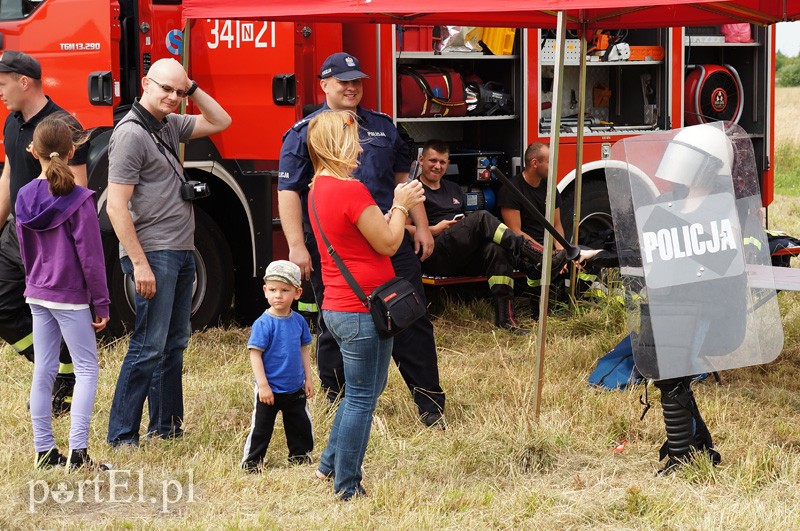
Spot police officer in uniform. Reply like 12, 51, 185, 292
278, 52, 446, 427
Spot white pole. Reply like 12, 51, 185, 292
533, 10, 567, 421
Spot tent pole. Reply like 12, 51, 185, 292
534, 9, 566, 422
178, 18, 192, 161
569, 23, 589, 303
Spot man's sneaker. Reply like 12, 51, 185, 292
52, 373, 75, 417
337, 484, 368, 501
421, 411, 446, 430
68, 448, 109, 471
36, 448, 67, 470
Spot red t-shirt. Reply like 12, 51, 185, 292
310, 175, 395, 312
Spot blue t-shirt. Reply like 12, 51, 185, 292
247, 310, 312, 393
278, 103, 411, 222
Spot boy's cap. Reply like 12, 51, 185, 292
0, 51, 41, 79
319, 52, 369, 81
264, 260, 302, 288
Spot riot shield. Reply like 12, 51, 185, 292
606, 122, 782, 380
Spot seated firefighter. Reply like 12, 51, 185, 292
498, 141, 570, 318
411, 140, 560, 331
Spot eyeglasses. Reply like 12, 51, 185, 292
148, 78, 189, 98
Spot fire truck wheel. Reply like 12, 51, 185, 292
106, 209, 234, 336
188, 208, 235, 329
562, 179, 614, 245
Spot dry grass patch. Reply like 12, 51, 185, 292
4, 198, 800, 528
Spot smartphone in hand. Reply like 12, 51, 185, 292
452, 213, 465, 221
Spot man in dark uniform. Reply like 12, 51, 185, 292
278, 52, 446, 427
412, 140, 559, 332
0, 51, 88, 415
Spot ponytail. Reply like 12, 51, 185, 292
31, 113, 88, 196
44, 152, 75, 195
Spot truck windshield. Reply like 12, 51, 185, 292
0, 0, 40, 20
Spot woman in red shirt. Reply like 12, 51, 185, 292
308, 110, 423, 500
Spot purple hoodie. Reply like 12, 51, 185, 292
15, 179, 110, 318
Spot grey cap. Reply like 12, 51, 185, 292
263, 260, 302, 288
0, 50, 42, 79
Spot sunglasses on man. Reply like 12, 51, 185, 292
148, 78, 190, 98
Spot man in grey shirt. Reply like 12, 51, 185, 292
106, 58, 231, 446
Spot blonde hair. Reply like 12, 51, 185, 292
32, 113, 88, 196
307, 110, 360, 182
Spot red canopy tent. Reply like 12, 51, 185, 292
181, 0, 799, 419
183, 0, 799, 28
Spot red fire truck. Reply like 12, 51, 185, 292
0, 1, 777, 333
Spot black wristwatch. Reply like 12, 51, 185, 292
186, 80, 199, 97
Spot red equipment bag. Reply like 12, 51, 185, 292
397, 65, 467, 117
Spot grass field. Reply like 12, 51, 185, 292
3, 91, 800, 530
774, 87, 800, 196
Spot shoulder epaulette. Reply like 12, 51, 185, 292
363, 108, 393, 122
291, 117, 312, 131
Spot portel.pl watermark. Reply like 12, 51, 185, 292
28, 469, 195, 513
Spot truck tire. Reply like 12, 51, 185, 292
106, 208, 234, 336
562, 179, 614, 245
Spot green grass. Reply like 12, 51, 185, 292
774, 143, 800, 197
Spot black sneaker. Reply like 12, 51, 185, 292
421, 411, 446, 430
52, 373, 75, 417
288, 453, 313, 465
36, 448, 67, 470
68, 448, 110, 471
241, 460, 262, 474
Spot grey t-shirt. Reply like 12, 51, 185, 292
108, 102, 197, 257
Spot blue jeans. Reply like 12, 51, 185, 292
319, 310, 392, 499
107, 250, 195, 445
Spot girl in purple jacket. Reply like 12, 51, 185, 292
15, 114, 110, 470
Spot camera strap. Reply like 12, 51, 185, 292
124, 106, 187, 183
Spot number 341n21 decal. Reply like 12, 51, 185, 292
206, 20, 274, 49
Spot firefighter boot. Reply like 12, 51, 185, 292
53, 343, 76, 417
655, 378, 721, 474
516, 239, 568, 280
52, 371, 75, 417
492, 286, 528, 334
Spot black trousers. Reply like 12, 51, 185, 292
308, 231, 445, 416
422, 211, 516, 280
0, 221, 72, 365
241, 387, 313, 465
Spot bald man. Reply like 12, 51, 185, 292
106, 59, 231, 446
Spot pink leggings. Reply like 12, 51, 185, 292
29, 304, 99, 452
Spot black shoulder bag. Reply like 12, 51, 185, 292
310, 191, 425, 338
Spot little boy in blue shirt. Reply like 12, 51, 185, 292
241, 260, 315, 472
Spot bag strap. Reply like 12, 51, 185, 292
310, 190, 370, 308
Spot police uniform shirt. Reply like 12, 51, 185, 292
496, 172, 562, 243
421, 178, 464, 226
3, 97, 88, 216
278, 103, 411, 221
